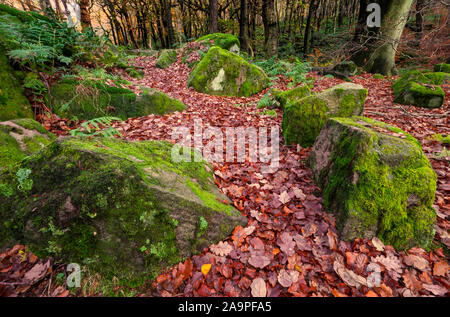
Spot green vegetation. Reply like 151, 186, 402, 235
0, 137, 246, 285
310, 117, 437, 250
188, 46, 269, 97
196, 33, 240, 52
155, 49, 177, 69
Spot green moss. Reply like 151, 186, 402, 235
282, 83, 367, 147
125, 68, 144, 79
188, 46, 269, 97
47, 79, 185, 120
434, 63, 450, 73
373, 74, 385, 80
0, 45, 33, 121
0, 137, 245, 285
312, 117, 436, 250
137, 88, 187, 115
272, 85, 311, 108
394, 81, 444, 109
155, 49, 177, 69
196, 33, 240, 51
0, 119, 55, 169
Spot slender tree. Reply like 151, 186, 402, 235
209, 0, 219, 33
79, 0, 92, 31
262, 0, 278, 58
239, 0, 249, 52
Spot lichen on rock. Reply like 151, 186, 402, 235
0, 137, 246, 284
332, 61, 358, 77
309, 116, 436, 250
155, 49, 177, 69
0, 118, 55, 169
188, 46, 269, 97
282, 83, 367, 147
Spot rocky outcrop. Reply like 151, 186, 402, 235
309, 116, 436, 250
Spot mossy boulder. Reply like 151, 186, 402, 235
272, 85, 311, 109
155, 49, 177, 69
0, 118, 55, 169
392, 70, 448, 108
434, 63, 450, 73
196, 33, 240, 53
47, 79, 186, 120
188, 46, 269, 97
0, 137, 246, 284
282, 83, 367, 147
0, 45, 33, 121
394, 81, 444, 109
309, 116, 436, 250
332, 61, 358, 77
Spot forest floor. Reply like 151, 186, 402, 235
1, 54, 449, 297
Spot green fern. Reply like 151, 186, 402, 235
69, 117, 123, 138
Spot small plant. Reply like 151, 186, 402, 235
196, 216, 208, 238
16, 168, 33, 192
260, 109, 277, 117
69, 117, 123, 138
431, 133, 450, 144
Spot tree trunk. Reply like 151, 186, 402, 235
161, 0, 175, 48
79, 0, 92, 31
359, 0, 414, 76
209, 0, 219, 33
262, 0, 278, 58
415, 0, 424, 42
239, 0, 249, 52
303, 0, 317, 54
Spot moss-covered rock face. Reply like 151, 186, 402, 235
392, 70, 447, 109
196, 33, 240, 53
0, 45, 33, 121
282, 83, 367, 147
309, 116, 436, 250
0, 137, 246, 284
137, 88, 187, 115
434, 63, 450, 73
155, 49, 177, 69
0, 119, 56, 169
332, 61, 358, 77
47, 79, 186, 120
188, 46, 269, 97
272, 85, 311, 109
125, 67, 145, 79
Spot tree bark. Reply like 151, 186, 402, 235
209, 0, 219, 33
79, 0, 92, 31
262, 0, 278, 58
303, 0, 317, 54
239, 0, 249, 52
356, 0, 414, 76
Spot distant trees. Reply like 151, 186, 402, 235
5, 0, 445, 73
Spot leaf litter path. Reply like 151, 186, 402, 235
1, 56, 449, 297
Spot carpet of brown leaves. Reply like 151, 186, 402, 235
1, 54, 449, 297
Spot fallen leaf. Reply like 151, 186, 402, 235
201, 263, 212, 276
250, 277, 267, 297
277, 269, 299, 288
210, 241, 233, 257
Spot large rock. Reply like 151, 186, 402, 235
188, 46, 269, 97
0, 45, 33, 121
47, 79, 187, 120
282, 83, 367, 147
392, 70, 447, 109
434, 63, 450, 73
155, 49, 177, 69
309, 116, 436, 250
0, 119, 55, 169
196, 33, 240, 53
0, 137, 246, 283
